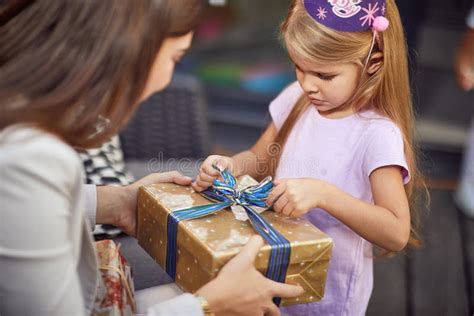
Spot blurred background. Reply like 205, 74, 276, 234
88, 1, 473, 315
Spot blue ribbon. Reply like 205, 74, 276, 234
166, 168, 291, 306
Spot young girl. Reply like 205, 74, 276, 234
194, 0, 424, 314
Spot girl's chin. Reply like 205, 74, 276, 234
311, 101, 332, 111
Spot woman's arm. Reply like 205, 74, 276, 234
92, 171, 193, 237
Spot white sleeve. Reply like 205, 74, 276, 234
147, 294, 204, 316
0, 133, 85, 315
84, 184, 97, 228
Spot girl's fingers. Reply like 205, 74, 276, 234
281, 202, 294, 216
281, 203, 297, 217
214, 158, 227, 169
198, 172, 217, 183
196, 174, 213, 185
192, 163, 224, 192
191, 182, 205, 192
201, 163, 220, 177
194, 179, 213, 189
267, 182, 286, 206
273, 194, 289, 213
192, 174, 214, 191
289, 209, 301, 218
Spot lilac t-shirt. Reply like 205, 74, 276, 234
270, 82, 410, 316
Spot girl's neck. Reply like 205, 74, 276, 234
316, 103, 357, 119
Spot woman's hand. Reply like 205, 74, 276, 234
195, 236, 304, 316
96, 171, 192, 237
266, 178, 328, 217
192, 155, 235, 192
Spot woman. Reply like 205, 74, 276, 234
0, 1, 303, 315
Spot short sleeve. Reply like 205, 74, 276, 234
269, 81, 304, 130
78, 136, 134, 186
362, 122, 411, 184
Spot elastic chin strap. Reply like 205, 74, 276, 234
362, 30, 378, 75
361, 16, 390, 76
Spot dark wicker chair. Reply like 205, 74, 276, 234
120, 73, 211, 161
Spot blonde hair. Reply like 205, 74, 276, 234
274, 0, 427, 252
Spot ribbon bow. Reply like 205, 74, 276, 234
166, 166, 291, 305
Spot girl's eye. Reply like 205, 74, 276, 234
318, 74, 335, 81
294, 65, 335, 81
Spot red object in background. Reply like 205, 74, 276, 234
195, 5, 235, 41
93, 240, 136, 316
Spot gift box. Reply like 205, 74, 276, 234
137, 175, 333, 306
93, 240, 136, 316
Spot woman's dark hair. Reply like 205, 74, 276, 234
0, 0, 204, 147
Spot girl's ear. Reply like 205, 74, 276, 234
366, 52, 384, 75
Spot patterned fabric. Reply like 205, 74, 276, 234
78, 136, 134, 186
93, 240, 136, 316
304, 0, 387, 32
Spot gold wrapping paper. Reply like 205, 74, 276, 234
137, 176, 333, 306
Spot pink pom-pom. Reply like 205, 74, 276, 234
372, 16, 389, 32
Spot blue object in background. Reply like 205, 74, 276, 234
241, 70, 294, 94
241, 63, 295, 94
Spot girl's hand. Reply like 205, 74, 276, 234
192, 155, 235, 192
266, 178, 327, 217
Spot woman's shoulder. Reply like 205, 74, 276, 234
1, 124, 79, 160
0, 124, 82, 181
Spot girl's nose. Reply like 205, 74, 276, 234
301, 76, 319, 95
